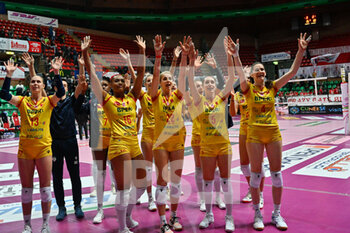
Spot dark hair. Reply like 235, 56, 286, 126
102, 76, 111, 83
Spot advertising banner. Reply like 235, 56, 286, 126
8, 10, 58, 28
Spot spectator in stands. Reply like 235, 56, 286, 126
72, 47, 78, 65
49, 26, 55, 42
8, 28, 14, 38
0, 27, 5, 37
15, 80, 25, 96
37, 26, 42, 39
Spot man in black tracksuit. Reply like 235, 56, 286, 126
50, 77, 86, 221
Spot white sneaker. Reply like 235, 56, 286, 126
126, 215, 139, 229
215, 195, 226, 209
93, 209, 104, 224
225, 215, 235, 232
90, 188, 97, 197
136, 198, 141, 205
111, 184, 117, 195
22, 225, 32, 233
199, 213, 214, 229
259, 193, 264, 209
160, 223, 173, 233
148, 198, 157, 212
242, 190, 252, 203
253, 210, 264, 231
271, 211, 288, 230
41, 223, 50, 233
169, 216, 183, 231
165, 204, 170, 211
118, 228, 133, 233
199, 200, 206, 212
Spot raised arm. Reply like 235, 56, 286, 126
177, 36, 192, 97
226, 36, 248, 93
222, 39, 236, 98
150, 35, 166, 99
81, 36, 106, 104
169, 46, 181, 77
205, 53, 225, 90
78, 55, 85, 76
22, 53, 36, 78
188, 42, 200, 104
120, 48, 136, 83
50, 57, 66, 105
131, 35, 146, 99
275, 33, 311, 90
74, 73, 88, 99
229, 92, 238, 116
0, 60, 21, 106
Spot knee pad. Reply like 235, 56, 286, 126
155, 185, 167, 205
40, 187, 52, 202
270, 171, 283, 187
170, 182, 181, 199
21, 187, 33, 204
146, 166, 153, 182
250, 172, 263, 189
115, 189, 130, 209
261, 163, 266, 178
240, 164, 251, 177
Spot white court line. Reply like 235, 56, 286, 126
0, 163, 14, 170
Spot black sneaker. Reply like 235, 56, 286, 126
56, 206, 67, 221
74, 206, 84, 219
160, 223, 173, 233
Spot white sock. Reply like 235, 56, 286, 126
194, 167, 204, 201
23, 214, 31, 226
97, 170, 106, 209
274, 204, 281, 214
126, 186, 146, 217
221, 178, 233, 216
43, 213, 50, 224
115, 189, 130, 231
214, 168, 221, 193
160, 215, 167, 225
203, 180, 213, 214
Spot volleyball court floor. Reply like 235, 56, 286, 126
0, 115, 349, 233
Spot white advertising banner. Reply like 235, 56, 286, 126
293, 149, 350, 179
0, 66, 25, 79
8, 10, 58, 28
287, 94, 342, 106
261, 52, 291, 62
9, 39, 29, 52
0, 37, 9, 50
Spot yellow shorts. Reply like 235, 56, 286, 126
239, 124, 248, 136
246, 126, 282, 144
108, 137, 142, 160
200, 143, 232, 157
18, 141, 52, 160
153, 134, 185, 152
141, 127, 154, 144
191, 134, 201, 147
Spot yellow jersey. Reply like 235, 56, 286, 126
152, 89, 184, 145
197, 93, 229, 145
234, 92, 249, 126
17, 96, 55, 147
103, 92, 138, 139
243, 81, 278, 127
139, 90, 155, 130
187, 98, 201, 137
97, 104, 111, 137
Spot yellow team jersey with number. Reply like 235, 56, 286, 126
243, 81, 278, 127
103, 92, 137, 139
97, 104, 111, 137
17, 96, 55, 147
187, 99, 201, 137
197, 93, 229, 145
235, 92, 249, 126
152, 89, 184, 145
139, 90, 155, 130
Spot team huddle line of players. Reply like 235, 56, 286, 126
0, 33, 311, 233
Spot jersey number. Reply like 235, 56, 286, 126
30, 117, 39, 126
123, 115, 132, 125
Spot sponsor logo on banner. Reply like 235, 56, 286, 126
231, 145, 335, 177
9, 39, 29, 52
305, 135, 350, 145
8, 11, 58, 27
288, 95, 342, 106
0, 38, 9, 50
293, 149, 350, 179
28, 41, 41, 53
261, 52, 291, 62
289, 105, 343, 115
